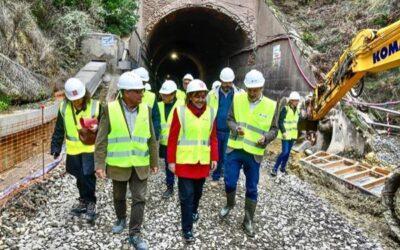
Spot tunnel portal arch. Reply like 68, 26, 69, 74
145, 4, 253, 90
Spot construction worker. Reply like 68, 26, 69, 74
157, 80, 182, 199
167, 79, 218, 243
219, 69, 279, 237
207, 67, 242, 186
176, 73, 194, 100
271, 91, 301, 176
50, 78, 100, 223
133, 67, 161, 142
94, 72, 159, 250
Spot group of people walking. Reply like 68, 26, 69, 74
50, 66, 301, 249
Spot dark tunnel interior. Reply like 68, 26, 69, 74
147, 7, 250, 91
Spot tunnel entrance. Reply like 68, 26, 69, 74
147, 7, 250, 90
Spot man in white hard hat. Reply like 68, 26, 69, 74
156, 80, 183, 199
271, 91, 301, 177
51, 78, 100, 223
219, 69, 279, 238
95, 72, 158, 249
207, 67, 242, 186
176, 73, 194, 100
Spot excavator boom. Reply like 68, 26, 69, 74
311, 19, 400, 121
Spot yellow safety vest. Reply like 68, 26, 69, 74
277, 105, 299, 140
227, 93, 277, 156
176, 89, 186, 101
207, 89, 219, 110
106, 100, 150, 167
143, 91, 156, 108
176, 105, 216, 164
157, 100, 182, 146
60, 99, 100, 155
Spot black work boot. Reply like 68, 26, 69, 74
183, 231, 195, 244
85, 202, 96, 223
219, 191, 236, 219
70, 198, 87, 216
242, 198, 257, 237
162, 186, 174, 199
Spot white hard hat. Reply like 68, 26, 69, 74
212, 80, 221, 90
159, 80, 177, 94
118, 72, 144, 90
65, 78, 86, 101
220, 67, 235, 82
244, 69, 265, 88
183, 74, 194, 81
145, 83, 152, 91
288, 91, 301, 101
186, 79, 208, 94
133, 67, 150, 82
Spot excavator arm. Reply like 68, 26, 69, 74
307, 19, 400, 240
311, 19, 400, 121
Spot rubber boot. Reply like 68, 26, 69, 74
242, 198, 256, 237
219, 191, 236, 219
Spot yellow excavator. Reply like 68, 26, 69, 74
307, 19, 400, 239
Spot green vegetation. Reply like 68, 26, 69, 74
0, 91, 11, 112
31, 0, 139, 37
102, 0, 139, 36
302, 31, 316, 46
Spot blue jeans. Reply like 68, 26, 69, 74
224, 149, 261, 201
212, 131, 229, 181
273, 140, 295, 172
178, 177, 205, 233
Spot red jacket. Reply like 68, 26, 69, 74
167, 103, 218, 179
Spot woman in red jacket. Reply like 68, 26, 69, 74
167, 79, 218, 243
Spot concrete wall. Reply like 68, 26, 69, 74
229, 1, 316, 99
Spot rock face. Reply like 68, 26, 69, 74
0, 52, 52, 103
81, 33, 123, 73
0, 160, 382, 249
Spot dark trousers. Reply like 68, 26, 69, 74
273, 139, 295, 172
224, 149, 261, 201
66, 153, 96, 203
212, 131, 229, 181
163, 150, 175, 188
112, 170, 147, 236
178, 177, 205, 233
76, 174, 96, 203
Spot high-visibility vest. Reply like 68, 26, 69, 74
176, 89, 186, 101
60, 99, 99, 155
106, 100, 151, 167
143, 91, 156, 108
277, 105, 299, 140
157, 99, 182, 146
207, 89, 219, 110
176, 105, 216, 164
227, 93, 277, 156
